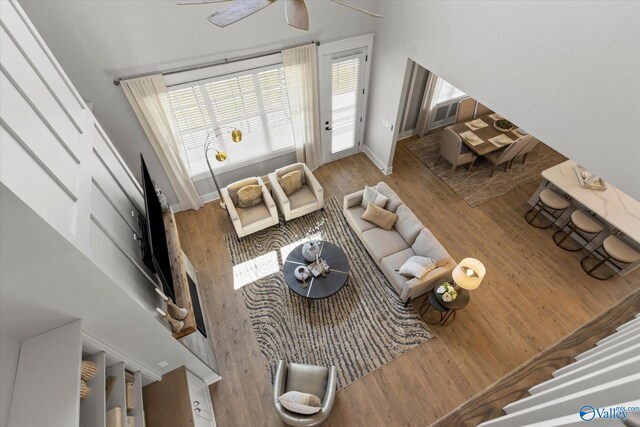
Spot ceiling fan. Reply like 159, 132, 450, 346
176, 0, 382, 31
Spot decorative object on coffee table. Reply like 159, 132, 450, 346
452, 258, 486, 291
301, 240, 322, 262
294, 265, 311, 288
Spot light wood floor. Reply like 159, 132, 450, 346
176, 138, 639, 427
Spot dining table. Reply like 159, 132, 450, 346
447, 113, 527, 156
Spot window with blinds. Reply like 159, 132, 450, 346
168, 65, 294, 177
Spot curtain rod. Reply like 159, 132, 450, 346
113, 40, 320, 86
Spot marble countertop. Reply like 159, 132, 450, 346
542, 160, 640, 244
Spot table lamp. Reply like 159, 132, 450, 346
452, 258, 486, 291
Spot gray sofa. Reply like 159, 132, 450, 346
343, 182, 456, 304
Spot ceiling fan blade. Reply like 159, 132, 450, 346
176, 0, 231, 4
285, 0, 309, 30
331, 0, 382, 18
208, 0, 276, 27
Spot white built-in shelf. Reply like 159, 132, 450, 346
106, 362, 127, 427
80, 351, 106, 427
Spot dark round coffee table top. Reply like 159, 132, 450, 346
429, 288, 470, 312
283, 241, 350, 300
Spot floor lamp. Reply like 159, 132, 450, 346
204, 127, 242, 208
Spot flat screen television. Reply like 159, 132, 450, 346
140, 155, 175, 300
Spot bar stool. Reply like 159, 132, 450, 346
553, 209, 604, 251
525, 189, 570, 229
581, 235, 640, 280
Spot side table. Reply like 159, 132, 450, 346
420, 288, 470, 326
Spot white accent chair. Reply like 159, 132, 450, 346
436, 128, 478, 176
220, 177, 279, 239
268, 163, 324, 224
484, 137, 530, 177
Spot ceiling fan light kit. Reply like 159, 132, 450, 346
177, 0, 382, 31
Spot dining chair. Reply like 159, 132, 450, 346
484, 137, 530, 177
455, 97, 475, 124
512, 135, 539, 165
436, 128, 477, 177
474, 102, 493, 118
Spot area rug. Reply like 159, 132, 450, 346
404, 131, 567, 207
224, 196, 433, 390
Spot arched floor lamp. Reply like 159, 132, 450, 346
204, 127, 242, 209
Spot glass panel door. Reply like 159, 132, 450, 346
322, 50, 366, 161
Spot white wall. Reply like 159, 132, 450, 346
19, 0, 380, 206
366, 1, 640, 200
0, 332, 20, 427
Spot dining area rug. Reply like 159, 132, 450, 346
405, 130, 567, 207
224, 196, 433, 390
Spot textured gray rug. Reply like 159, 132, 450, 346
405, 131, 567, 207
224, 196, 433, 390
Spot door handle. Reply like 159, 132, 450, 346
325, 126, 332, 131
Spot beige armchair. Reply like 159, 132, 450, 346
273, 361, 337, 427
485, 137, 530, 177
436, 128, 477, 176
268, 163, 324, 224
220, 176, 278, 239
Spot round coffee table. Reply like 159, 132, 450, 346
283, 241, 350, 300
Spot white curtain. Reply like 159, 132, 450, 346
415, 72, 443, 137
121, 75, 203, 211
282, 44, 322, 171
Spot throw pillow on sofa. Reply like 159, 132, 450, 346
279, 170, 303, 196
398, 256, 437, 278
374, 182, 403, 213
278, 391, 322, 415
237, 184, 263, 208
361, 203, 398, 230
360, 185, 388, 210
412, 229, 450, 267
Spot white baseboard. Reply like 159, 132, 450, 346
200, 190, 221, 205
397, 129, 415, 140
363, 146, 393, 175
171, 190, 220, 213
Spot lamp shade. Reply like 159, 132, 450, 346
452, 258, 486, 290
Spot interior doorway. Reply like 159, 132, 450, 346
397, 60, 467, 141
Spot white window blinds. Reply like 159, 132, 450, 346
168, 65, 295, 177
330, 56, 362, 154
